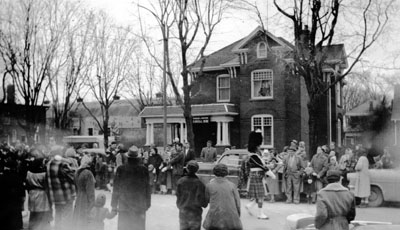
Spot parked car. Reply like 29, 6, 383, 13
347, 168, 400, 207
62, 135, 115, 149
197, 149, 249, 194
285, 213, 397, 230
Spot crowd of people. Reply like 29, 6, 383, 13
240, 140, 397, 209
0, 134, 397, 230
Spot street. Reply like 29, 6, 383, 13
99, 191, 400, 230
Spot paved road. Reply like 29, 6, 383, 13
99, 190, 400, 230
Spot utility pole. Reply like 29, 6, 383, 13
162, 33, 168, 151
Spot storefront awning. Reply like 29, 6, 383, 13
139, 103, 238, 118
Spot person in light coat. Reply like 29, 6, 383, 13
203, 163, 243, 230
354, 151, 370, 207
315, 170, 356, 230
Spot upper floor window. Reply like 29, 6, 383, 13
217, 75, 230, 102
252, 115, 273, 148
251, 69, 273, 99
257, 42, 267, 58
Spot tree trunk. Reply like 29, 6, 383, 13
103, 108, 109, 149
307, 94, 329, 157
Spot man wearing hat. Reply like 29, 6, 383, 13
283, 147, 304, 204
111, 145, 151, 230
200, 140, 217, 162
176, 160, 207, 230
315, 170, 356, 230
310, 146, 329, 203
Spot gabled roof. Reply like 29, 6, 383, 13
391, 84, 400, 121
190, 39, 243, 70
345, 100, 381, 117
231, 26, 293, 52
139, 103, 238, 118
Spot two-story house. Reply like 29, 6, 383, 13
140, 26, 347, 155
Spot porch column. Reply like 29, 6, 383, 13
216, 121, 222, 145
211, 116, 234, 146
145, 123, 151, 145
184, 123, 187, 143
149, 123, 154, 145
180, 123, 185, 143
222, 122, 230, 146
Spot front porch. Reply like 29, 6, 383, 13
139, 103, 238, 154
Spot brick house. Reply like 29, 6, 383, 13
140, 26, 348, 155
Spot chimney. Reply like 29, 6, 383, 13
300, 25, 310, 48
369, 101, 374, 112
6, 84, 15, 104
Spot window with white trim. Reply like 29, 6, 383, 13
217, 75, 230, 102
252, 115, 273, 147
251, 69, 273, 99
257, 42, 267, 58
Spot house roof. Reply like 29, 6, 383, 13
391, 84, 400, 120
345, 100, 381, 117
318, 44, 348, 69
72, 100, 140, 118
190, 26, 347, 72
139, 103, 239, 118
190, 39, 244, 70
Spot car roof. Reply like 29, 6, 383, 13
223, 149, 249, 155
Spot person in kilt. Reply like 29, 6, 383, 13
244, 131, 275, 219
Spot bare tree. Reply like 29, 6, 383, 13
270, 0, 395, 153
0, 0, 72, 143
47, 2, 92, 140
138, 0, 237, 148
80, 12, 137, 148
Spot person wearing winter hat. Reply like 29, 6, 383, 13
88, 193, 115, 230
176, 160, 207, 230
111, 145, 150, 230
203, 163, 242, 230
315, 170, 356, 230
245, 131, 276, 219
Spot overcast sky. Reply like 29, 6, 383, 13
84, 0, 400, 77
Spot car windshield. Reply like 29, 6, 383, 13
219, 154, 240, 166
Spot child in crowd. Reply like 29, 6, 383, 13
148, 164, 156, 194
303, 165, 316, 204
88, 193, 115, 230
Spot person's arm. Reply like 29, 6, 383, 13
144, 168, 151, 210
85, 170, 96, 210
347, 195, 356, 223
355, 157, 363, 171
205, 183, 210, 205
111, 167, 121, 212
170, 152, 184, 165
200, 148, 205, 160
314, 194, 328, 229
233, 185, 241, 217
317, 157, 329, 178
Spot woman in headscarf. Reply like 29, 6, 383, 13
354, 150, 370, 207
244, 131, 275, 219
203, 164, 242, 230
73, 154, 96, 229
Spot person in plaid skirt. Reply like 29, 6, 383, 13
244, 131, 275, 219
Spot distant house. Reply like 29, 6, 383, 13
0, 103, 47, 144
69, 100, 146, 146
344, 100, 382, 146
391, 84, 400, 146
140, 26, 348, 155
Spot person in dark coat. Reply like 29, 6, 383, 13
73, 155, 96, 230
176, 160, 207, 230
183, 142, 196, 166
315, 170, 356, 230
170, 142, 185, 194
111, 145, 151, 230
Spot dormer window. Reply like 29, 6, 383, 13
257, 42, 267, 58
